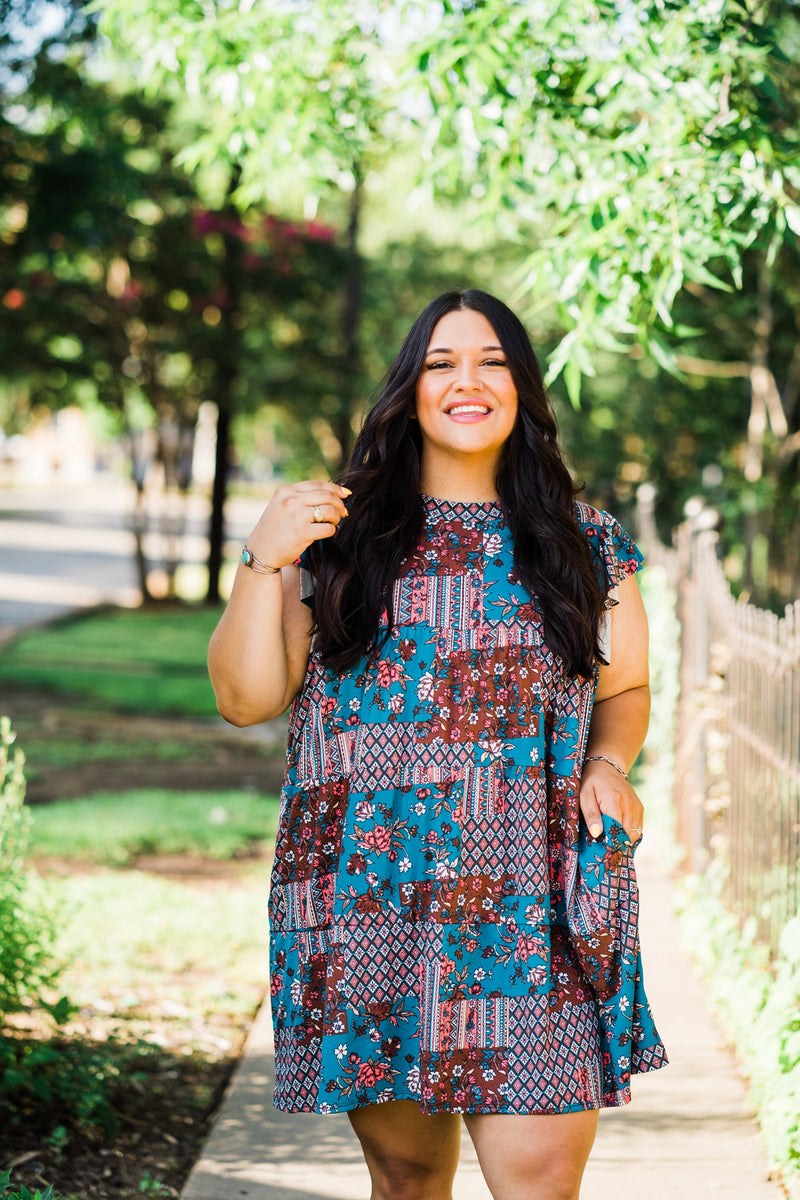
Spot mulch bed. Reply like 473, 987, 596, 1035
1, 1036, 241, 1200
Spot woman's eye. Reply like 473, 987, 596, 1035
484, 359, 507, 368
426, 360, 452, 370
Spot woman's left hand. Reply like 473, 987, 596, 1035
579, 759, 644, 844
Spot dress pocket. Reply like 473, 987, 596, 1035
566, 814, 639, 1000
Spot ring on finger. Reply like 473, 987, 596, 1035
312, 505, 325, 523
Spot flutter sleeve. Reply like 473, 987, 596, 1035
575, 502, 645, 592
575, 503, 645, 663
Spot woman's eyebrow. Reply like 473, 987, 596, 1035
425, 344, 504, 354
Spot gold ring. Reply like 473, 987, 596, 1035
312, 505, 324, 523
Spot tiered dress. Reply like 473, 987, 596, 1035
268, 496, 667, 1114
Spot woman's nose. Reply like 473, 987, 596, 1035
454, 362, 482, 391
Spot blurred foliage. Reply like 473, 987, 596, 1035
678, 866, 800, 1198
413, 0, 800, 393
0, 720, 61, 1020
557, 240, 800, 606
0, 48, 348, 460
96, 0, 800, 393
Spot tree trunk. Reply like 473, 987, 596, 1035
205, 167, 243, 605
334, 163, 363, 467
207, 402, 232, 604
125, 422, 153, 603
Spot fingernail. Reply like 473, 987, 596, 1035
590, 823, 603, 838
341, 486, 352, 495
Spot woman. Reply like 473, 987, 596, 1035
208, 289, 667, 1200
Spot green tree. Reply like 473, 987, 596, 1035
94, 0, 800, 599
0, 46, 346, 601
413, 0, 800, 598
96, 0, 416, 463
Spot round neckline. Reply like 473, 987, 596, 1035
421, 493, 505, 523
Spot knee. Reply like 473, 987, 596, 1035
367, 1150, 453, 1200
525, 1160, 584, 1200
539, 1166, 582, 1200
479, 1149, 585, 1200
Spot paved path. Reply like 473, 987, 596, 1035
182, 836, 784, 1200
0, 480, 267, 636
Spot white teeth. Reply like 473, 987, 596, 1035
447, 405, 490, 415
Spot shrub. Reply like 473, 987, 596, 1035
0, 718, 60, 1018
0, 718, 97, 1136
678, 864, 800, 1199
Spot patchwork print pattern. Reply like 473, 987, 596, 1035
270, 497, 667, 1114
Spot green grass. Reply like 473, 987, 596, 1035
17, 735, 200, 771
29, 789, 280, 865
0, 605, 223, 716
49, 869, 267, 1021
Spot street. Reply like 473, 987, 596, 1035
0, 478, 269, 637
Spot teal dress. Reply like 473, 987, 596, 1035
269, 497, 668, 1113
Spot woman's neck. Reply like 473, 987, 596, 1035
419, 458, 500, 503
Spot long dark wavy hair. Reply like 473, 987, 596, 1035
306, 289, 606, 678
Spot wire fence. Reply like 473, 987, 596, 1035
637, 487, 800, 953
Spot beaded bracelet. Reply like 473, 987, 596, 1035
583, 754, 629, 780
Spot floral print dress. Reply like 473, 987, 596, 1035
269, 496, 667, 1115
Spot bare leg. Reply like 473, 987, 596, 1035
463, 1109, 599, 1200
348, 1100, 462, 1200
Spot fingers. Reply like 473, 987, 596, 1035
579, 786, 605, 840
243, 481, 351, 570
293, 482, 351, 529
580, 763, 644, 843
307, 499, 347, 528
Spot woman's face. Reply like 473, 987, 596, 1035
414, 308, 518, 482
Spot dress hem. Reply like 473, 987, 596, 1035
271, 1087, 634, 1117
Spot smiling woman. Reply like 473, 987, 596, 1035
415, 309, 518, 494
207, 289, 667, 1200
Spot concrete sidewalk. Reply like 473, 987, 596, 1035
182, 839, 784, 1200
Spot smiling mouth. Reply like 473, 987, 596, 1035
445, 404, 491, 416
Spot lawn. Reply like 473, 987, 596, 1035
29, 788, 280, 864
0, 605, 223, 716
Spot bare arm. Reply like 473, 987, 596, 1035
207, 480, 350, 726
579, 573, 650, 839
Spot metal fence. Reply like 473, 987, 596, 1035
637, 489, 800, 953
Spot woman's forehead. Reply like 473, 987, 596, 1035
426, 309, 500, 351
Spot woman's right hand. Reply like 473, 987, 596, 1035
244, 480, 351, 569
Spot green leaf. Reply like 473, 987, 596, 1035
41, 995, 76, 1026
647, 334, 682, 379
682, 260, 734, 292
563, 358, 582, 408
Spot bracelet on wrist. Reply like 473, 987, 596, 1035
583, 754, 628, 780
240, 546, 281, 575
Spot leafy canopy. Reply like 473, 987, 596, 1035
95, 0, 800, 400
